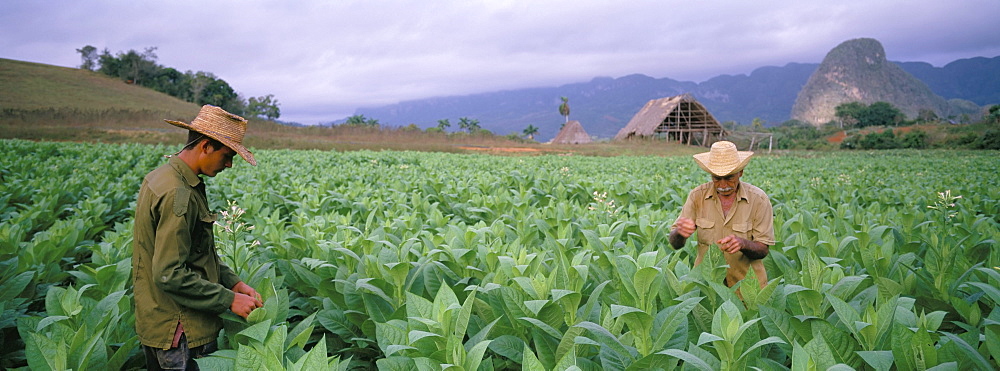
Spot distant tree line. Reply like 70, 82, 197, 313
343, 115, 492, 135
75, 45, 280, 120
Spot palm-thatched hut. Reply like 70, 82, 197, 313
551, 120, 592, 144
614, 94, 727, 147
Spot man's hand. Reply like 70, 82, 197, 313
232, 281, 262, 301
716, 235, 744, 254
674, 217, 696, 238
716, 235, 769, 259
231, 293, 263, 318
230, 281, 263, 318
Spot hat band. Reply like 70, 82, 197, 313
199, 128, 241, 142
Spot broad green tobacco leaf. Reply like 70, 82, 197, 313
235, 344, 268, 371
523, 343, 546, 371
433, 284, 460, 318
246, 306, 269, 324
262, 324, 287, 367
0, 271, 32, 302
940, 332, 993, 370
237, 319, 271, 344
658, 348, 714, 371
556, 325, 585, 365
465, 317, 499, 352
375, 319, 408, 353
857, 350, 893, 371
287, 335, 330, 371
965, 282, 1000, 306
464, 340, 492, 371
524, 299, 549, 316
35, 315, 70, 332
802, 331, 837, 369
489, 335, 525, 362
519, 317, 563, 339
376, 356, 417, 370
653, 296, 701, 351
575, 321, 636, 364
811, 320, 859, 367
986, 320, 1000, 365
408, 330, 441, 344
285, 312, 316, 350
383, 344, 416, 357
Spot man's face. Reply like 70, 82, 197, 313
202, 144, 236, 177
711, 170, 742, 196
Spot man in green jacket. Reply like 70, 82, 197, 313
133, 105, 263, 370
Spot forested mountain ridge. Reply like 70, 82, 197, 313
354, 51, 999, 141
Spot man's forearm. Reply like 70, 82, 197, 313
669, 229, 687, 249
740, 238, 769, 260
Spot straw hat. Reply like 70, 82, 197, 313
693, 141, 752, 176
165, 105, 256, 166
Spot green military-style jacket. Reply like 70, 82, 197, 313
132, 157, 241, 349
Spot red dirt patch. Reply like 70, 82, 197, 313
827, 130, 847, 143
827, 124, 934, 143
458, 146, 578, 154
459, 146, 543, 153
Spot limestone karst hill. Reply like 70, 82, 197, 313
791, 38, 952, 126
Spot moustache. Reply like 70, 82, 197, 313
716, 187, 734, 193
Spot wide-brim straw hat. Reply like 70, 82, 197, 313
693, 141, 752, 176
165, 105, 256, 166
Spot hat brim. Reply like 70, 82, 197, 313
165, 119, 256, 166
693, 151, 753, 176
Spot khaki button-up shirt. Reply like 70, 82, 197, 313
132, 157, 240, 349
673, 181, 775, 287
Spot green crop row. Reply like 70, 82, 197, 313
1, 139, 997, 370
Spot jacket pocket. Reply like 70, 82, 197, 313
192, 212, 217, 255
733, 222, 751, 239
696, 218, 715, 229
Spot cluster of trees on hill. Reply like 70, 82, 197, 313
834, 102, 905, 128
733, 101, 1000, 150
75, 45, 280, 120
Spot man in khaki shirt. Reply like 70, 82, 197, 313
669, 141, 775, 288
133, 105, 263, 370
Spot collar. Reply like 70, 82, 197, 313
168, 156, 202, 188
703, 181, 749, 202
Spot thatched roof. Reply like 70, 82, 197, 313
614, 94, 727, 146
551, 120, 592, 144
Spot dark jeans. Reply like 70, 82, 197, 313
142, 333, 217, 371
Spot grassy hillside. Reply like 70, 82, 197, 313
0, 58, 199, 114
0, 58, 704, 156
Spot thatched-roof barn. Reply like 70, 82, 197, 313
551, 120, 592, 144
614, 94, 727, 146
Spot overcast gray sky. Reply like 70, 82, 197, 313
3, 0, 999, 125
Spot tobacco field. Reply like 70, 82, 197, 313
1, 138, 998, 370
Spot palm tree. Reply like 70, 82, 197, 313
345, 114, 379, 127
345, 114, 368, 125
436, 119, 451, 132
558, 97, 570, 123
523, 125, 539, 140
458, 117, 480, 133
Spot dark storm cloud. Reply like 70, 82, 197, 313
2, 0, 998, 124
